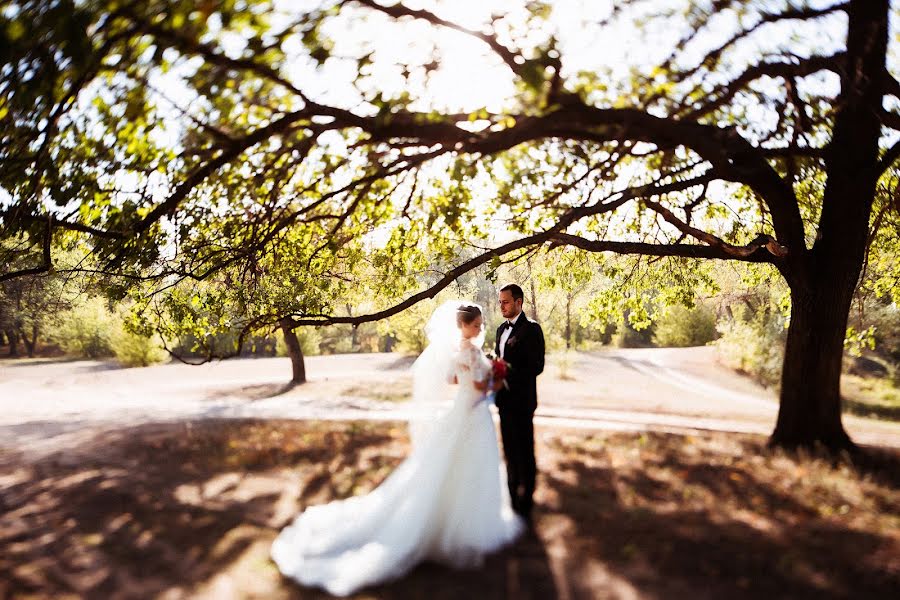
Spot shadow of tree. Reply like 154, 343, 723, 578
1, 419, 558, 599
0, 419, 400, 598
538, 431, 900, 599
203, 381, 300, 402
4, 422, 895, 599
842, 397, 900, 422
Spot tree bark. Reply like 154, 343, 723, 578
773, 274, 855, 451
280, 319, 306, 384
771, 0, 887, 451
21, 323, 38, 358
5, 330, 19, 357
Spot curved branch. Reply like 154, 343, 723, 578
878, 139, 900, 176
285, 229, 557, 327
282, 191, 631, 328
548, 233, 779, 263
130, 109, 317, 235
4, 210, 126, 239
641, 196, 787, 258
683, 53, 845, 120
349, 0, 527, 78
656, 2, 848, 98
123, 9, 308, 100
0, 215, 53, 282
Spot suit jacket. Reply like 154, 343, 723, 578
494, 313, 545, 414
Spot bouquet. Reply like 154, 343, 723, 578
489, 355, 509, 381
469, 353, 507, 408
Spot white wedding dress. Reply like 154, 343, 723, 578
271, 305, 523, 596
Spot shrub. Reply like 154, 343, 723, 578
275, 327, 321, 357
50, 297, 116, 358
611, 318, 655, 348
715, 307, 786, 388
653, 304, 718, 347
112, 326, 168, 367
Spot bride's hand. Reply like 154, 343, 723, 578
472, 379, 488, 391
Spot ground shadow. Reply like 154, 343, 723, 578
1, 419, 557, 599
283, 529, 559, 600
203, 381, 300, 402
842, 396, 900, 422
0, 358, 122, 372
539, 432, 900, 599
0, 419, 397, 599
382, 355, 418, 371
3, 422, 896, 599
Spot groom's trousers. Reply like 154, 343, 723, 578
498, 407, 536, 517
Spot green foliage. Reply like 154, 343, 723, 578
610, 317, 656, 348
111, 326, 168, 367
50, 296, 116, 359
653, 304, 718, 348
715, 304, 787, 389
276, 328, 322, 357
379, 299, 438, 355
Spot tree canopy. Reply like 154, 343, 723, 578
1, 0, 898, 449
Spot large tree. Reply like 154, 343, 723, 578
1, 0, 898, 450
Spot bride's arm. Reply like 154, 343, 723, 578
470, 347, 490, 391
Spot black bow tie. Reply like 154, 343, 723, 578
501, 321, 513, 331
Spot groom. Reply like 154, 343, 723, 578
494, 283, 545, 524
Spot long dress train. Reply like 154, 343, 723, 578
271, 341, 523, 596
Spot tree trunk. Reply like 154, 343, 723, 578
5, 330, 19, 357
23, 333, 35, 358
564, 295, 572, 350
280, 319, 306, 384
771, 0, 888, 451
772, 275, 855, 451
21, 323, 38, 358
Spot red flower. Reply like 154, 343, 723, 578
491, 358, 509, 380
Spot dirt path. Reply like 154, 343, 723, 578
2, 348, 898, 459
3, 353, 899, 599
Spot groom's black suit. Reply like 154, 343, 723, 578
494, 312, 545, 519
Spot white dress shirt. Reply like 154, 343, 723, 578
499, 312, 523, 359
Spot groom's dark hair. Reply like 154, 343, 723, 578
500, 283, 524, 302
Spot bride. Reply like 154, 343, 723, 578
271, 302, 524, 596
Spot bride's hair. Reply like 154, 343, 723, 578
456, 304, 482, 326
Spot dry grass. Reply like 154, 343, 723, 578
1, 420, 897, 599
842, 374, 900, 421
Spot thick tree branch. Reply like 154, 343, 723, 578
548, 233, 779, 263
641, 196, 787, 258
284, 229, 559, 327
